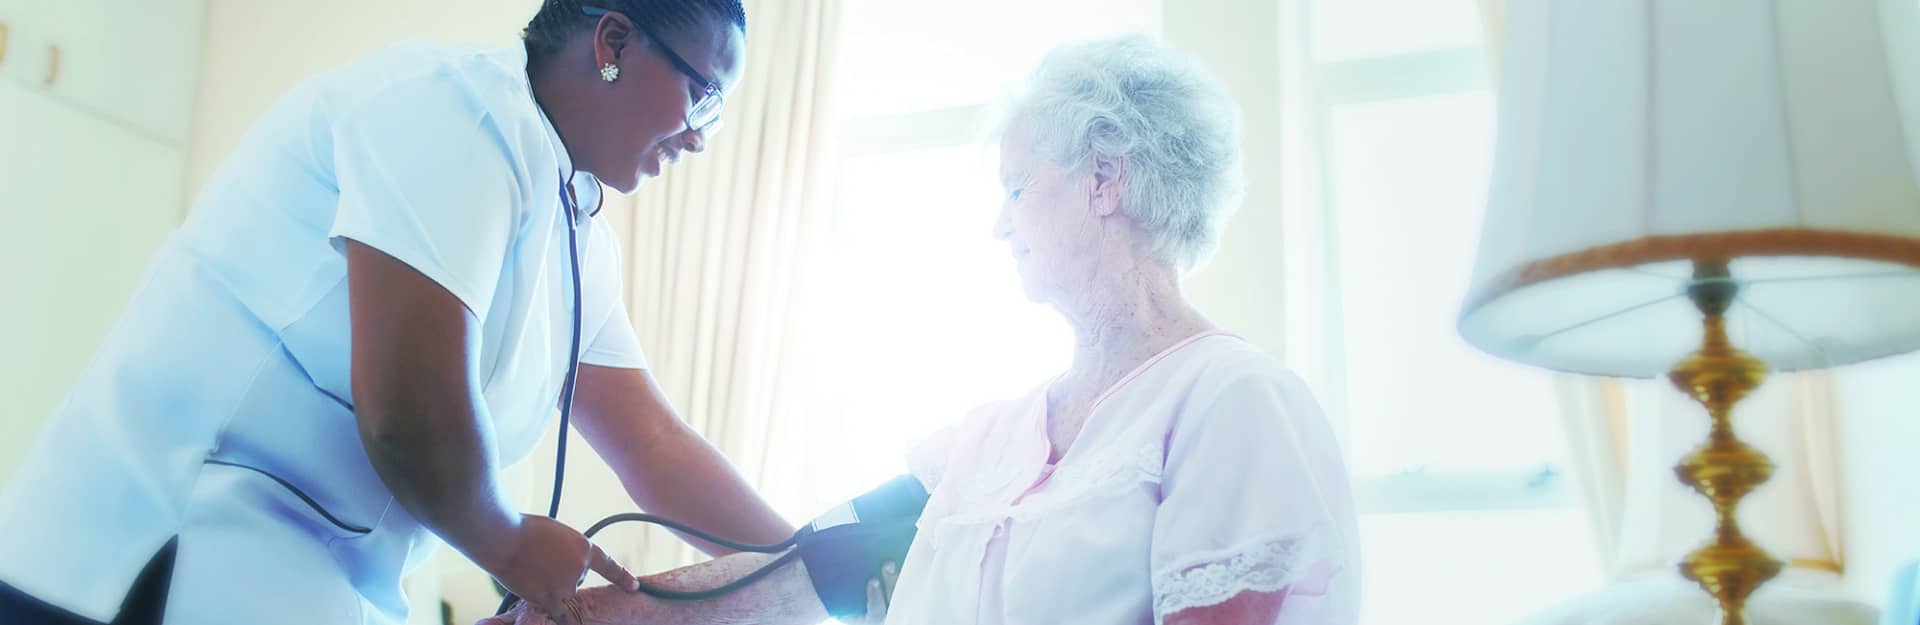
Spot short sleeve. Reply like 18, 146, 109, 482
906, 421, 962, 492
579, 219, 647, 369
1148, 373, 1350, 623
327, 77, 525, 320
908, 393, 1033, 514
581, 296, 647, 369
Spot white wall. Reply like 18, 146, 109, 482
0, 0, 203, 481
187, 0, 538, 192
1834, 351, 1920, 604
1162, 0, 1297, 362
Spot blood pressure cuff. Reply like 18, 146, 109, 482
795, 474, 930, 620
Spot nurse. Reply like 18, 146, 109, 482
0, 1, 792, 624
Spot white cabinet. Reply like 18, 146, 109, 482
0, 1, 199, 480
0, 0, 204, 146
0, 80, 186, 479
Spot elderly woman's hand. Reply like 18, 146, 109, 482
476, 584, 660, 625
843, 560, 900, 625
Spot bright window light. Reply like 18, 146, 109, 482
1305, 2, 1602, 623
780, 144, 1072, 516
836, 0, 1161, 118
1309, 0, 1483, 63
777, 1, 1157, 521
1327, 91, 1564, 479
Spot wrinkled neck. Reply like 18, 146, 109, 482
1054, 257, 1211, 396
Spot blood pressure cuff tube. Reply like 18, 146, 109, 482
796, 474, 930, 620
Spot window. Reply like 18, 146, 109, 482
1309, 0, 1482, 62
773, 0, 1161, 519
1298, 2, 1603, 623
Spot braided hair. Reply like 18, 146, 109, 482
523, 0, 747, 60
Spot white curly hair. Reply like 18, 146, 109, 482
1000, 34, 1246, 271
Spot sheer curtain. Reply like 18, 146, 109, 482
592, 0, 846, 575
1275, 1, 1604, 622
1550, 376, 1634, 576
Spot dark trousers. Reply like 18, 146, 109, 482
0, 538, 176, 625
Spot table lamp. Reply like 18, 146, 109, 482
1458, 1, 1920, 624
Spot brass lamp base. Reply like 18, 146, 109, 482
1667, 260, 1783, 625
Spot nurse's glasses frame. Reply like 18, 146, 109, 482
581, 6, 726, 133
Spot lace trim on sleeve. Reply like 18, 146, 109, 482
1152, 531, 1319, 623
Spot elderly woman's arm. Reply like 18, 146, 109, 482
1149, 373, 1355, 625
479, 552, 901, 625
479, 551, 829, 625
1163, 590, 1285, 625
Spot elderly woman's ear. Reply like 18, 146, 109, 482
1090, 154, 1128, 217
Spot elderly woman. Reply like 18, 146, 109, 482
485, 33, 1358, 625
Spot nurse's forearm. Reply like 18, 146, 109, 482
357, 399, 519, 565
626, 422, 795, 554
571, 366, 794, 556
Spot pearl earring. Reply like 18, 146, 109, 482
600, 62, 620, 83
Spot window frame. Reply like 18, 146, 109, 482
1300, 37, 1578, 514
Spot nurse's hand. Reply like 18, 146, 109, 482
477, 583, 662, 625
486, 514, 639, 625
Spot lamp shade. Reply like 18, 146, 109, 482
1460, 0, 1920, 377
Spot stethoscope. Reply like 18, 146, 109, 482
494, 174, 803, 616
547, 173, 588, 522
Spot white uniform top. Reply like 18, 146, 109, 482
0, 41, 646, 624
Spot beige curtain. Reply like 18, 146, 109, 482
595, 0, 844, 574
1789, 374, 1848, 569
1551, 375, 1635, 576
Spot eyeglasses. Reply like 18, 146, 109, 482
581, 6, 725, 132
